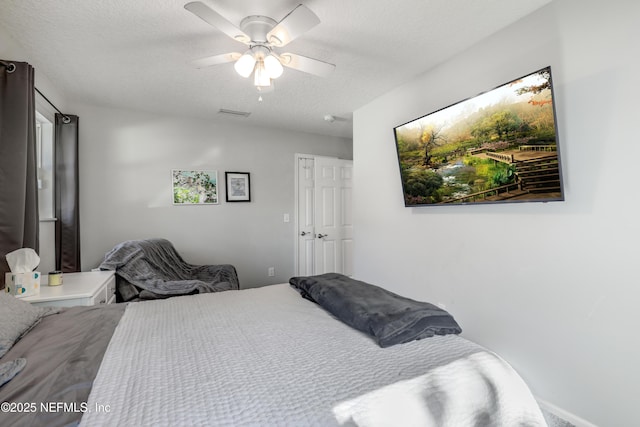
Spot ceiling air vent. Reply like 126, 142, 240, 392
218, 108, 251, 118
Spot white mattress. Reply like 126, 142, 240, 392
81, 284, 546, 426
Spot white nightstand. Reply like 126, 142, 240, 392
22, 271, 116, 307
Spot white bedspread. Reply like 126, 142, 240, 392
81, 284, 546, 426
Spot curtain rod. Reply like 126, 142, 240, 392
0, 59, 16, 73
35, 88, 71, 124
1, 60, 71, 124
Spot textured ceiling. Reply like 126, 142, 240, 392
0, 0, 552, 139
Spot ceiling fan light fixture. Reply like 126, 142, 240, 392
253, 60, 271, 87
263, 54, 283, 79
185, 2, 331, 90
234, 52, 256, 78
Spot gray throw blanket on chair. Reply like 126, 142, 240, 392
289, 273, 461, 348
100, 238, 239, 301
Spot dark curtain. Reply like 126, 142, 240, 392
55, 113, 81, 272
0, 60, 39, 288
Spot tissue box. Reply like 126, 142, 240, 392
4, 272, 41, 298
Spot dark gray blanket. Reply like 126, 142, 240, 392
100, 238, 239, 301
289, 273, 461, 348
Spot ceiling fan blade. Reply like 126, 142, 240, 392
279, 53, 335, 77
267, 4, 320, 47
190, 52, 241, 69
184, 1, 250, 44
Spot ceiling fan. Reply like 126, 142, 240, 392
184, 2, 335, 90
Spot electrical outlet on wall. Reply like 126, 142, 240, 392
268, 267, 275, 277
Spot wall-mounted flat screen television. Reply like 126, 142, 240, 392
393, 66, 564, 207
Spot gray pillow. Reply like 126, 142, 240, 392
0, 358, 26, 386
0, 292, 57, 358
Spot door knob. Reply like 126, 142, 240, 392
317, 233, 328, 238
300, 231, 309, 236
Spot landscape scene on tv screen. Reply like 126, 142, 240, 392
394, 66, 563, 206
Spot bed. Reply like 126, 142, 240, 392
1, 275, 547, 427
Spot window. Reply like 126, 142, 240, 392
36, 111, 54, 220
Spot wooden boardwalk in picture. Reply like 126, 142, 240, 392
442, 147, 562, 204
475, 148, 557, 164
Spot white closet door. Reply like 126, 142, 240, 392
313, 156, 353, 276
296, 155, 353, 276
297, 157, 316, 276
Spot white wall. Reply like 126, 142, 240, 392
353, 1, 639, 426
76, 103, 351, 287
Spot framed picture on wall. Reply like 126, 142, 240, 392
172, 169, 219, 205
225, 172, 251, 202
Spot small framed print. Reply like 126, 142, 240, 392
225, 172, 251, 202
